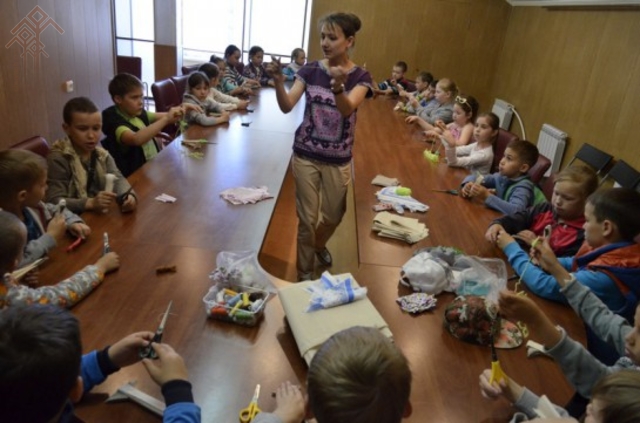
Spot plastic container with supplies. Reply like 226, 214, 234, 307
203, 284, 270, 327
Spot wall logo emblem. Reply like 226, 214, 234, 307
5, 5, 64, 69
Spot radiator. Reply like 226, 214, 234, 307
537, 124, 567, 177
491, 99, 513, 131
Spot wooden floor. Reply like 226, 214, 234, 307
259, 166, 359, 281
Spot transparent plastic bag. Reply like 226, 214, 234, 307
208, 250, 276, 293
451, 257, 506, 303
399, 248, 506, 302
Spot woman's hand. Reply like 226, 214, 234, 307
328, 65, 348, 91
265, 56, 285, 83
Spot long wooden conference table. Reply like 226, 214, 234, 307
37, 89, 584, 423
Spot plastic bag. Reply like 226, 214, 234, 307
399, 247, 506, 303
305, 272, 367, 312
208, 250, 276, 293
451, 257, 506, 303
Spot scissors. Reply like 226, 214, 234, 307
239, 384, 261, 423
140, 301, 173, 359
103, 232, 110, 255
116, 186, 134, 206
432, 189, 459, 195
489, 317, 507, 385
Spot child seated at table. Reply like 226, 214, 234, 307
425, 94, 478, 146
243, 46, 273, 87
102, 73, 188, 177
485, 280, 640, 419
199, 62, 250, 111
405, 78, 457, 128
443, 112, 498, 175
374, 61, 411, 96
283, 48, 306, 81
253, 326, 412, 423
0, 210, 119, 308
183, 72, 230, 127
493, 187, 640, 318
0, 149, 90, 266
461, 139, 544, 214
396, 72, 434, 114
222, 45, 260, 96
0, 303, 200, 422
47, 97, 137, 214
486, 165, 598, 257
480, 366, 640, 422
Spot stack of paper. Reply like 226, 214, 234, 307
279, 273, 392, 365
372, 211, 428, 244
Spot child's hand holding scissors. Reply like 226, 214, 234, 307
479, 368, 522, 403
142, 343, 190, 386
109, 331, 155, 368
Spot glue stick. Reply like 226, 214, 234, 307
103, 173, 117, 213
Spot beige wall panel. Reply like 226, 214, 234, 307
492, 7, 640, 169
0, 0, 114, 150
308, 0, 511, 112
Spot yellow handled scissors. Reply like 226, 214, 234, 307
239, 384, 261, 423
489, 318, 507, 385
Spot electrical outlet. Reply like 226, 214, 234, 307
63, 80, 74, 93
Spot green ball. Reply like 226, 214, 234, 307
396, 187, 412, 196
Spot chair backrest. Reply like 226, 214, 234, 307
603, 159, 640, 189
541, 172, 556, 202
567, 142, 613, 175
171, 75, 190, 98
402, 80, 417, 92
116, 56, 142, 79
528, 153, 551, 184
151, 78, 180, 113
181, 64, 202, 75
10, 136, 50, 158
491, 129, 519, 173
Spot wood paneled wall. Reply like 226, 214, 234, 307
491, 7, 640, 169
155, 44, 177, 81
307, 0, 512, 117
0, 0, 114, 151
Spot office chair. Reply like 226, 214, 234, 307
528, 153, 551, 184
567, 142, 613, 175
10, 136, 50, 158
116, 56, 149, 110
151, 78, 181, 139
171, 75, 189, 98
151, 78, 180, 113
181, 64, 202, 75
540, 172, 556, 202
602, 159, 640, 189
491, 129, 519, 173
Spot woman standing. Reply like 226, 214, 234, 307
266, 12, 372, 281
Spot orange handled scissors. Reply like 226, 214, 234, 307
239, 384, 261, 423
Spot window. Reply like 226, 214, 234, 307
114, 0, 155, 88
182, 0, 312, 66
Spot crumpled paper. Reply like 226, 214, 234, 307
220, 186, 273, 205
